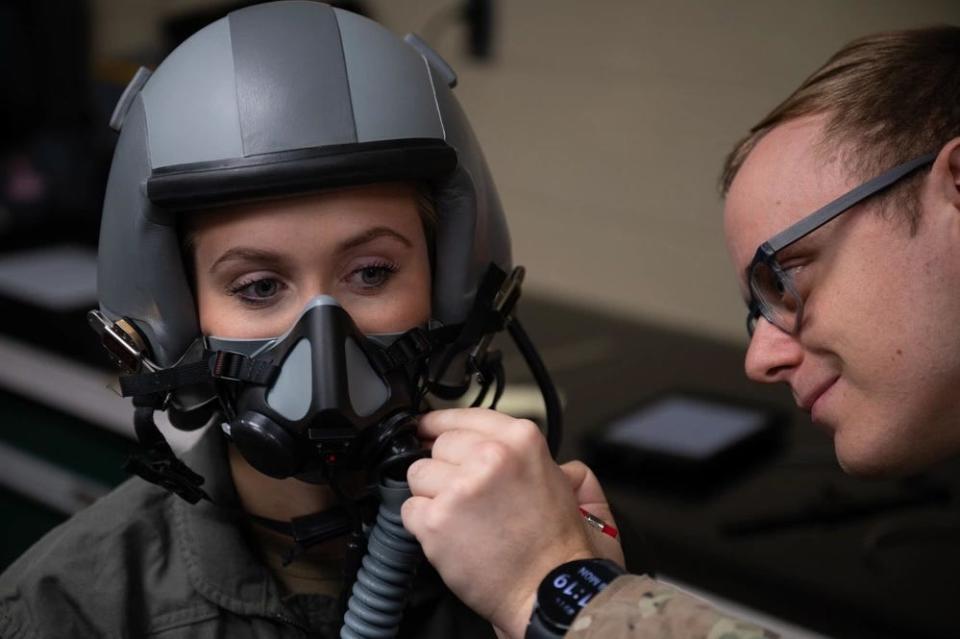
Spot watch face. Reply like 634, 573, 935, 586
536, 560, 623, 630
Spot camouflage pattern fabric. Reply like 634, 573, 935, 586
565, 575, 779, 639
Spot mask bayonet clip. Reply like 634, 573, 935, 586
87, 310, 160, 374
468, 266, 525, 381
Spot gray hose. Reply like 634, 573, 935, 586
340, 478, 422, 639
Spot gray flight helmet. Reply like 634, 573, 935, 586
97, 1, 511, 387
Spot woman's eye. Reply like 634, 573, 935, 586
229, 277, 284, 303
347, 263, 397, 291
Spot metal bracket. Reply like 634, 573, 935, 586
87, 310, 158, 373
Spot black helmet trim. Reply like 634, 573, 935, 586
147, 139, 457, 211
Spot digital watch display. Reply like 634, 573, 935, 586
526, 558, 626, 639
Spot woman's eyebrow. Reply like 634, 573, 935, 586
339, 227, 413, 252
209, 247, 286, 273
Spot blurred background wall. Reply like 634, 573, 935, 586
82, 0, 960, 343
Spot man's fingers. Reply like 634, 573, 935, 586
559, 460, 607, 505
399, 494, 430, 538
429, 428, 489, 464
417, 408, 515, 440
406, 457, 459, 499
558, 462, 625, 566
559, 460, 589, 492
559, 460, 618, 526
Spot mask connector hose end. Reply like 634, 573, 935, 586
367, 411, 426, 483
339, 478, 421, 639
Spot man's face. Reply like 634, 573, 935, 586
723, 114, 960, 476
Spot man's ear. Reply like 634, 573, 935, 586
932, 137, 960, 210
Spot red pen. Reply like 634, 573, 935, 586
579, 507, 619, 539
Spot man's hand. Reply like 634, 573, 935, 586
401, 408, 624, 639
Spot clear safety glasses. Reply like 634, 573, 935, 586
746, 152, 937, 337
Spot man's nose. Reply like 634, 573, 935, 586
744, 316, 802, 383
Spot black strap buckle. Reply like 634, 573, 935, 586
119, 360, 210, 397
468, 265, 525, 370
124, 449, 209, 504
372, 326, 445, 375
121, 400, 209, 504
118, 350, 278, 398
209, 351, 279, 385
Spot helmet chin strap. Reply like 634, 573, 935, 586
244, 481, 377, 567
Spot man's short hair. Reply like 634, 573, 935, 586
720, 26, 960, 232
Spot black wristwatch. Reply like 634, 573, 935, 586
525, 558, 626, 639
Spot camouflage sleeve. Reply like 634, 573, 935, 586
565, 575, 779, 639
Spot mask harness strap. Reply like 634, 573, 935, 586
114, 351, 282, 504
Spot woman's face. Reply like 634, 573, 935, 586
190, 182, 432, 338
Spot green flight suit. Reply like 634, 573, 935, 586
0, 428, 493, 638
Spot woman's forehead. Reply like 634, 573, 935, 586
188, 184, 424, 253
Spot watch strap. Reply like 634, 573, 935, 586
525, 558, 627, 639
525, 612, 565, 639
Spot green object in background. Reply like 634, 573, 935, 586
0, 390, 129, 486
0, 389, 132, 571
0, 490, 65, 570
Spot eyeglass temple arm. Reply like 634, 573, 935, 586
764, 152, 937, 254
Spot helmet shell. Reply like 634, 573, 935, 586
98, 0, 510, 368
